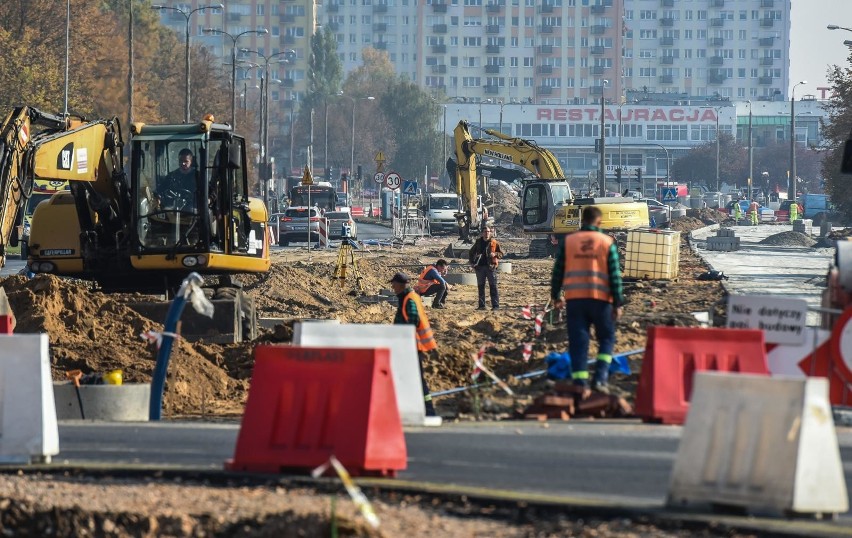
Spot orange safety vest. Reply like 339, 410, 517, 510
749, 201, 759, 213
414, 265, 440, 294
401, 291, 437, 352
561, 231, 614, 303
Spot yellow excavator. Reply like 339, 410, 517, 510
451, 120, 648, 256
0, 110, 270, 341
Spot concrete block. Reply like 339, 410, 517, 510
292, 319, 340, 343
294, 323, 427, 426
54, 383, 151, 421
497, 262, 512, 274
0, 335, 59, 463
444, 273, 478, 285
668, 372, 848, 516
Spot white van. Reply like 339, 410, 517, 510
424, 193, 461, 234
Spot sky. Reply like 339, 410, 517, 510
790, 0, 852, 97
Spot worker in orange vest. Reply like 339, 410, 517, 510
551, 206, 624, 399
414, 259, 453, 308
391, 272, 438, 417
749, 200, 760, 226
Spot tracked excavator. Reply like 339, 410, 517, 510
450, 120, 648, 256
0, 110, 270, 342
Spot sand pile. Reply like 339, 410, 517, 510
758, 231, 817, 247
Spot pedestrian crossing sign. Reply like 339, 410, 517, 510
402, 180, 418, 196
662, 188, 677, 202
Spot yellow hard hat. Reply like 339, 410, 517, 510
103, 370, 123, 385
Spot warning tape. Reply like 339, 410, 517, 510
312, 455, 380, 529
472, 352, 514, 396
522, 342, 533, 363
139, 330, 181, 350
471, 343, 492, 381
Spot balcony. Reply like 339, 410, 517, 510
487, 25, 502, 34
590, 65, 605, 75
431, 64, 447, 74
484, 85, 500, 94
591, 25, 608, 35
659, 37, 674, 46
710, 0, 724, 7
760, 18, 774, 27
537, 86, 554, 96
485, 64, 501, 74
590, 45, 605, 54
539, 25, 554, 34
709, 56, 724, 66
537, 44, 554, 54
660, 18, 674, 27
227, 13, 241, 22
758, 37, 775, 47
432, 3, 448, 13
375, 41, 388, 50
282, 14, 296, 23
486, 3, 503, 13
759, 76, 774, 85
281, 79, 295, 88
591, 5, 606, 14
661, 0, 674, 6
659, 75, 674, 84
327, 3, 339, 12
710, 18, 724, 27
760, 0, 774, 6
589, 86, 603, 95
537, 65, 553, 74
373, 4, 389, 13
431, 44, 447, 53
540, 3, 554, 13
760, 57, 774, 66
661, 56, 674, 65
283, 35, 296, 44
709, 72, 727, 84
325, 21, 339, 31
710, 37, 724, 46
433, 24, 447, 34
486, 44, 501, 53
372, 23, 388, 32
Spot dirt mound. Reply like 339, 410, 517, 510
686, 208, 728, 225
1, 275, 243, 415
669, 216, 706, 233
758, 231, 817, 247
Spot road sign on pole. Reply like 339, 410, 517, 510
662, 188, 678, 203
373, 172, 384, 184
402, 180, 417, 196
384, 171, 402, 190
375, 151, 386, 173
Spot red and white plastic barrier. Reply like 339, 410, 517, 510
318, 217, 330, 248
351, 206, 365, 217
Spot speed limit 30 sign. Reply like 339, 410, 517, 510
373, 172, 384, 184
384, 171, 402, 190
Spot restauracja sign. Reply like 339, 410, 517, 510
536, 107, 719, 123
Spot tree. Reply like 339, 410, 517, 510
379, 79, 443, 180
670, 133, 747, 189
753, 141, 823, 194
306, 27, 343, 110
822, 58, 852, 219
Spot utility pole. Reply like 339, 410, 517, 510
790, 81, 807, 201
127, 0, 134, 126
747, 101, 753, 201
599, 80, 608, 196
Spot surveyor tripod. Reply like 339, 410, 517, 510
334, 238, 365, 292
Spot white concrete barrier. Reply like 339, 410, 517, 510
0, 335, 59, 463
668, 372, 848, 516
292, 319, 340, 343
54, 383, 151, 421
294, 322, 427, 426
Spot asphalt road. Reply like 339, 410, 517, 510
0, 256, 26, 277
51, 420, 852, 510
270, 220, 392, 251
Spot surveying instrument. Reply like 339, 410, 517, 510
334, 223, 364, 292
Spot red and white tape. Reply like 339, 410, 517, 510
521, 305, 532, 320
522, 342, 533, 363
534, 314, 544, 337
471, 343, 490, 381
139, 330, 181, 349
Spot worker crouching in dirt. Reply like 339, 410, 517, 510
551, 206, 624, 401
390, 272, 438, 417
414, 259, 453, 308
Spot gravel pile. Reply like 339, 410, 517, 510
758, 231, 817, 247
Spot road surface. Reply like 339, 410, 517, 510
0, 256, 26, 277
270, 220, 393, 251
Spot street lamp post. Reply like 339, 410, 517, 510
243, 49, 296, 207
498, 100, 505, 134
153, 3, 223, 123
790, 80, 807, 201
203, 27, 268, 128
747, 100, 754, 201
700, 106, 721, 192
599, 80, 609, 196
346, 96, 376, 203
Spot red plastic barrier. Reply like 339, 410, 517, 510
0, 315, 12, 334
226, 346, 406, 476
634, 327, 769, 424
350, 206, 365, 216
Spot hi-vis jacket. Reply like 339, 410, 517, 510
401, 291, 437, 352
414, 265, 440, 294
561, 231, 614, 303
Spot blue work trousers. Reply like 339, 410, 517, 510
565, 299, 616, 387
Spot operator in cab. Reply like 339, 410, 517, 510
157, 148, 198, 210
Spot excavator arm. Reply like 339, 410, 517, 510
452, 120, 571, 240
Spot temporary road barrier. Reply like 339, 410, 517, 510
635, 327, 769, 424
294, 323, 426, 426
227, 346, 406, 476
0, 334, 58, 463
668, 372, 848, 517
318, 217, 330, 248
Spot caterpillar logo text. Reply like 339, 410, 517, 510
483, 149, 514, 163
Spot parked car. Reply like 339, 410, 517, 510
326, 209, 358, 239
271, 206, 322, 246
639, 198, 672, 227
775, 200, 804, 223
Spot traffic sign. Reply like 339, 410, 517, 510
301, 165, 313, 186
373, 172, 384, 184
384, 171, 402, 190
661, 188, 677, 202
402, 180, 417, 196
375, 151, 385, 164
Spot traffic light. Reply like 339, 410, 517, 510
636, 167, 642, 188
326, 166, 334, 182
357, 164, 363, 181
594, 138, 601, 153
615, 167, 622, 189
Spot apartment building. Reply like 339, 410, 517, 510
320, 0, 790, 106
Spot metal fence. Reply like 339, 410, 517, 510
392, 216, 431, 241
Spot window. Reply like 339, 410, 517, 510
256, 4, 264, 15
463, 37, 481, 46
464, 16, 481, 26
